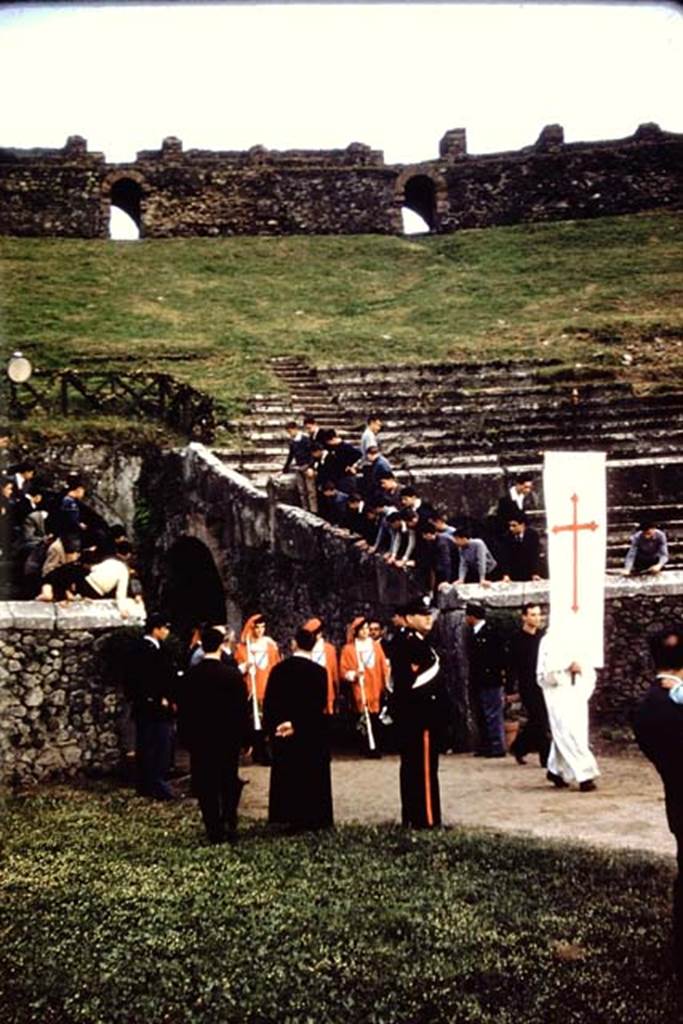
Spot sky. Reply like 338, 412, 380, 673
0, 1, 681, 235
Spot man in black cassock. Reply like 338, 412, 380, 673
633, 627, 683, 982
507, 602, 550, 767
180, 625, 252, 844
263, 626, 333, 831
388, 598, 445, 829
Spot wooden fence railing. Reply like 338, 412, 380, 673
2, 370, 217, 442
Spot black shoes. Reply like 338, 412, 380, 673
579, 780, 597, 792
546, 770, 569, 789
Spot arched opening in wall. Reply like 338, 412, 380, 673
162, 537, 226, 640
109, 178, 143, 240
401, 175, 437, 233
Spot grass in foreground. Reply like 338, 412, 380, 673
1, 210, 681, 426
0, 785, 680, 1024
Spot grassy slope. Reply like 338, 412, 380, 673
1, 210, 681, 427
0, 786, 679, 1024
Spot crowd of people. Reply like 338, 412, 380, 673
0, 459, 141, 615
278, 413, 671, 590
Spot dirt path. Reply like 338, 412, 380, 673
239, 751, 675, 858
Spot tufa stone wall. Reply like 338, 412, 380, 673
0, 602, 134, 787
0, 124, 681, 238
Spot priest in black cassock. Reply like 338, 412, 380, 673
263, 626, 333, 831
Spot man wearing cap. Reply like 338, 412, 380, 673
389, 598, 445, 828
128, 613, 177, 801
465, 603, 507, 758
303, 617, 339, 716
340, 616, 390, 756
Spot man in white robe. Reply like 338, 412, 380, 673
537, 630, 600, 791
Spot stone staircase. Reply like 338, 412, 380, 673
215, 355, 683, 570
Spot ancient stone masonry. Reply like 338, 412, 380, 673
1, 124, 681, 237
0, 602, 132, 787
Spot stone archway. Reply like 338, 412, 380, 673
101, 170, 147, 238
394, 167, 448, 234
162, 535, 227, 639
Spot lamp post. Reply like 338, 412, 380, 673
6, 351, 33, 419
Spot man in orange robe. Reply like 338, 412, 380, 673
236, 614, 280, 763
303, 617, 339, 716
340, 616, 390, 756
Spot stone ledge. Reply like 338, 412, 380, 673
0, 601, 143, 631
437, 571, 683, 610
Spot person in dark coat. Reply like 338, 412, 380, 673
507, 603, 550, 767
499, 513, 544, 582
180, 625, 252, 844
465, 602, 507, 758
388, 598, 445, 829
128, 612, 178, 801
633, 627, 683, 981
263, 626, 333, 831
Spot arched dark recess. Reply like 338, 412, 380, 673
110, 177, 143, 231
402, 175, 437, 231
162, 536, 226, 639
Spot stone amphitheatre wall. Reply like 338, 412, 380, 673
1, 123, 681, 238
3, 442, 683, 786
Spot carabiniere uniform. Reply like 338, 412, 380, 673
389, 624, 444, 829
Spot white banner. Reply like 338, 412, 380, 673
543, 451, 607, 669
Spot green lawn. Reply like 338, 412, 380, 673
1, 210, 681, 431
0, 786, 680, 1024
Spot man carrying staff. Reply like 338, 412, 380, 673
340, 616, 390, 757
389, 598, 445, 829
180, 626, 252, 845
263, 626, 333, 832
235, 613, 280, 764
303, 617, 339, 716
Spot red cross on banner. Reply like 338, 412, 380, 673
550, 493, 599, 612
544, 452, 607, 669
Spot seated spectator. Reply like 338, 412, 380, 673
448, 523, 496, 587
499, 513, 544, 582
623, 521, 669, 576
360, 414, 383, 461
37, 535, 83, 602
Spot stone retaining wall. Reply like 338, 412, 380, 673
0, 602, 137, 788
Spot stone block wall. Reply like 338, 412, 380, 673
0, 602, 135, 787
1, 124, 680, 238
